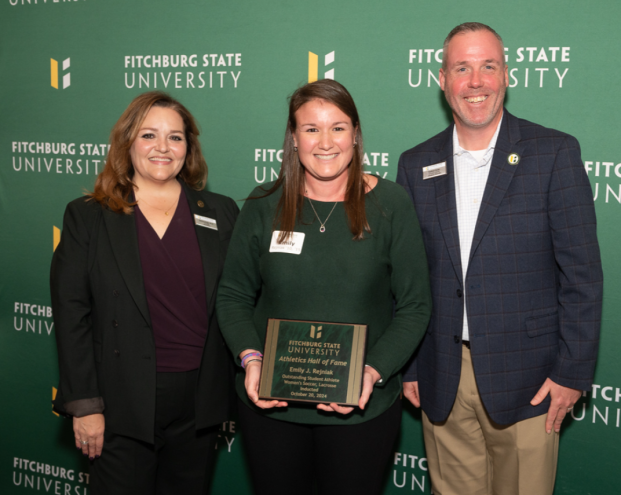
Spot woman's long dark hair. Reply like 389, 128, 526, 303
257, 79, 370, 241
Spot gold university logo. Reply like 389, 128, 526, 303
53, 226, 61, 251
507, 153, 520, 165
310, 325, 322, 339
51, 57, 71, 89
52, 387, 59, 417
308, 51, 335, 83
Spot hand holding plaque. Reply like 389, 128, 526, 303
258, 319, 368, 406
242, 355, 289, 409
316, 365, 382, 413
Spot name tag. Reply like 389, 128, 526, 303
422, 162, 447, 180
194, 214, 218, 230
269, 231, 305, 255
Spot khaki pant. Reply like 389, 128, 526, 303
422, 346, 559, 495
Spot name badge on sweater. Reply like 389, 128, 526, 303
269, 231, 305, 255
422, 162, 447, 180
194, 214, 218, 230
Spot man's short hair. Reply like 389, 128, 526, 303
442, 22, 505, 69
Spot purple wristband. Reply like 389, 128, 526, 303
241, 352, 263, 369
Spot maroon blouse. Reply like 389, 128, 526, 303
135, 189, 209, 372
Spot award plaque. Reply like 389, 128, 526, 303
258, 319, 367, 406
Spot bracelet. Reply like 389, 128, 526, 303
244, 358, 262, 368
241, 352, 263, 369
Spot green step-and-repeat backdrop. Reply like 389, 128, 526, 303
1, 1, 619, 493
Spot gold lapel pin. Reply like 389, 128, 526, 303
197, 200, 205, 208
507, 153, 520, 166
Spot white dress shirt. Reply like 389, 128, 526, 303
453, 116, 503, 341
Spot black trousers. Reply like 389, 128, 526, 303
238, 397, 402, 495
90, 370, 218, 495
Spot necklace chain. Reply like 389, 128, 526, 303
138, 195, 178, 216
307, 197, 338, 233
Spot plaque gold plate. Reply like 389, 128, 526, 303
258, 318, 367, 406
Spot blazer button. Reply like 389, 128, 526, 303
114, 350, 120, 357
456, 289, 463, 298
454, 336, 460, 344
112, 320, 119, 327
112, 290, 119, 297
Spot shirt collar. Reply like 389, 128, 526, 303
453, 113, 503, 166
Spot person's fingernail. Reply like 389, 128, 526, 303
89, 457, 94, 461
95, 455, 100, 459
76, 446, 81, 450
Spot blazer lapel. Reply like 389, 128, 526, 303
102, 207, 152, 326
434, 127, 464, 285
183, 185, 221, 313
468, 111, 526, 264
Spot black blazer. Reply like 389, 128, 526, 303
51, 182, 239, 444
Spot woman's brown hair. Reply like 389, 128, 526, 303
89, 91, 207, 213
259, 79, 370, 241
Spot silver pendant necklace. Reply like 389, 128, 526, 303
307, 197, 338, 233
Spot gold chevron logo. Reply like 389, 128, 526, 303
51, 57, 71, 89
308, 51, 335, 83
310, 325, 322, 339
52, 387, 59, 417
53, 226, 61, 251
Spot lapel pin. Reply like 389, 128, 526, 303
507, 153, 520, 166
197, 200, 205, 208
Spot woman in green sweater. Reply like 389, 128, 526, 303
216, 79, 431, 495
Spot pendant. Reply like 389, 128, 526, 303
319, 225, 326, 233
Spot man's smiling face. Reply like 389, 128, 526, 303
440, 29, 508, 133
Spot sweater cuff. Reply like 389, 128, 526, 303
64, 397, 105, 417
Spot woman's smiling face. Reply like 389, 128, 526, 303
130, 106, 187, 187
293, 98, 356, 184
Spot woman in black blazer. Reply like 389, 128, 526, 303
51, 91, 238, 495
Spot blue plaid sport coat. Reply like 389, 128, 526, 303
397, 110, 603, 425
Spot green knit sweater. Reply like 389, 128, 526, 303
217, 178, 431, 425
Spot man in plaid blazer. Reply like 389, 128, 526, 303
397, 23, 603, 495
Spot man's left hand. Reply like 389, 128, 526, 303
530, 378, 582, 434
